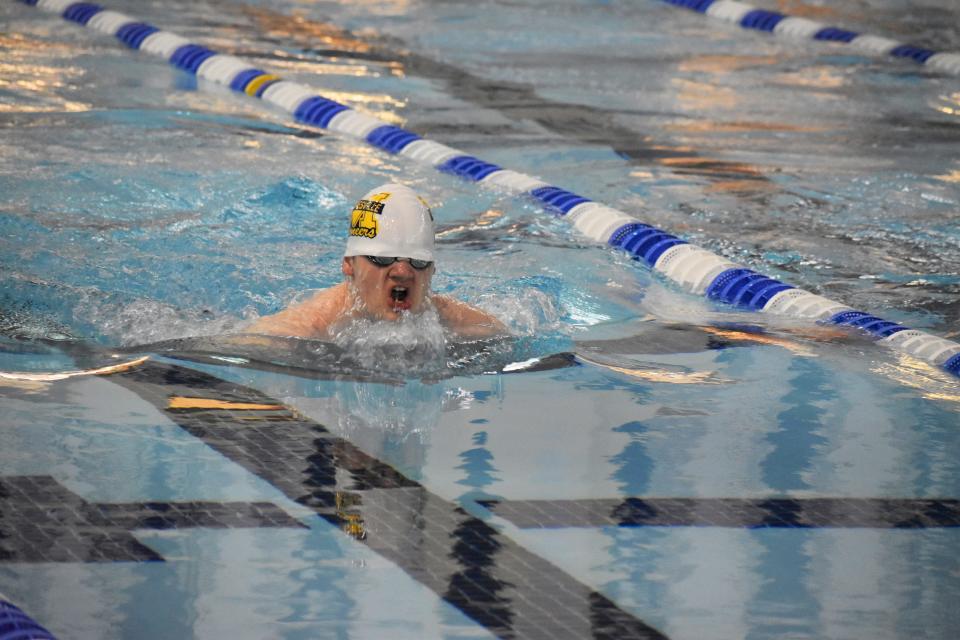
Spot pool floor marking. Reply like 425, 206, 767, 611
15, 0, 960, 379
659, 0, 960, 76
108, 359, 669, 640
482, 497, 960, 530
0, 475, 306, 563
8, 355, 957, 636
166, 395, 283, 410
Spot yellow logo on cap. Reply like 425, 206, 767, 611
350, 192, 390, 239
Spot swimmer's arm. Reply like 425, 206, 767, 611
433, 295, 510, 339
245, 284, 346, 339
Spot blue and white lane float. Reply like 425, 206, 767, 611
660, 0, 960, 76
16, 0, 960, 379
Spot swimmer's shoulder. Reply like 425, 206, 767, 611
302, 282, 350, 310
247, 283, 350, 338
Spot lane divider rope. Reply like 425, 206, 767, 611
15, 0, 960, 379
660, 0, 960, 75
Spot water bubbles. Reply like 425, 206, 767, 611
490, 287, 563, 337
0, 303, 77, 342
329, 306, 447, 376
81, 297, 248, 346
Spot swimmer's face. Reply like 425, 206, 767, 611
343, 256, 434, 321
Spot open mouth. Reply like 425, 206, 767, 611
390, 286, 409, 304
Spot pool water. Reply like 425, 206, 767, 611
1, 1, 959, 638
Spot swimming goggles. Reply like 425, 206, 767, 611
364, 255, 434, 270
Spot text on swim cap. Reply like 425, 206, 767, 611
350, 194, 389, 239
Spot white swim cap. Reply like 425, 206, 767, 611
343, 183, 435, 262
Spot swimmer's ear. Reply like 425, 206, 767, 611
342, 257, 354, 278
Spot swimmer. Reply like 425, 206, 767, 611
246, 183, 508, 340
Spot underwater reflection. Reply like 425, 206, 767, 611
330, 375, 446, 445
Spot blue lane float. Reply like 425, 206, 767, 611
659, 0, 960, 75
0, 598, 58, 639
15, 0, 960, 378
438, 155, 503, 182
366, 125, 422, 154
115, 22, 158, 49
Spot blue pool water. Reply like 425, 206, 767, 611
2, 1, 959, 638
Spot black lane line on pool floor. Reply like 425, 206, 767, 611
108, 360, 669, 640
0, 475, 305, 563
481, 497, 960, 530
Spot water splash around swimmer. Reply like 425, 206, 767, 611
328, 300, 448, 377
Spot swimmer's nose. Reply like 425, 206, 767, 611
388, 260, 416, 279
